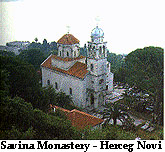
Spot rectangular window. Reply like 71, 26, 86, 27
70, 88, 72, 95
47, 80, 50, 85
55, 82, 58, 90
91, 64, 94, 71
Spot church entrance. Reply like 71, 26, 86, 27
90, 93, 94, 106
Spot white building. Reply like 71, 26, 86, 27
41, 26, 113, 109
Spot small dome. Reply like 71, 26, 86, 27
57, 34, 80, 45
91, 26, 104, 38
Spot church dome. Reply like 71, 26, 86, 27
91, 26, 104, 38
57, 34, 80, 45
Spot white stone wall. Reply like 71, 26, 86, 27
106, 72, 113, 91
87, 58, 107, 76
57, 44, 80, 58
42, 67, 87, 108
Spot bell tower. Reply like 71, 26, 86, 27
86, 25, 109, 108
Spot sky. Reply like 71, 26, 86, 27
0, 0, 165, 54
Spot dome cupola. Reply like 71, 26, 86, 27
91, 26, 104, 43
91, 26, 104, 37
57, 34, 80, 45
57, 33, 80, 58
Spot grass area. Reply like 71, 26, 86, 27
84, 124, 163, 140
134, 126, 163, 140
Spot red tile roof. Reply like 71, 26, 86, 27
41, 55, 88, 79
51, 105, 104, 130
57, 34, 80, 45
52, 54, 85, 62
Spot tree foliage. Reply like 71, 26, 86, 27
18, 49, 45, 69
0, 97, 81, 139
99, 102, 134, 130
125, 46, 164, 125
0, 55, 40, 100
82, 125, 136, 140
107, 52, 126, 82
27, 39, 58, 57
107, 52, 125, 73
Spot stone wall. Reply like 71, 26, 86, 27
42, 67, 87, 108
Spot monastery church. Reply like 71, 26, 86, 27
41, 26, 113, 109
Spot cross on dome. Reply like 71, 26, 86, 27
66, 25, 70, 34
95, 16, 100, 26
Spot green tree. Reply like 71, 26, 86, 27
125, 46, 163, 125
0, 50, 16, 57
107, 52, 125, 73
0, 69, 10, 97
18, 48, 45, 69
34, 37, 38, 43
0, 55, 40, 104
0, 97, 34, 132
0, 96, 81, 140
99, 102, 134, 129
55, 91, 74, 110
82, 125, 136, 140
32, 86, 57, 112
107, 52, 126, 82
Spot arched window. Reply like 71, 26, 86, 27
47, 80, 50, 85
90, 93, 94, 105
107, 64, 109, 68
67, 52, 69, 57
106, 85, 108, 90
74, 51, 76, 57
91, 64, 94, 72
103, 45, 105, 52
98, 94, 101, 106
70, 88, 72, 95
99, 46, 102, 54
60, 51, 62, 56
55, 82, 58, 90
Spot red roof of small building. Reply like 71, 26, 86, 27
41, 55, 88, 79
57, 34, 80, 45
50, 105, 104, 130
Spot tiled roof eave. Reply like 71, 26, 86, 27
58, 42, 79, 45
41, 54, 88, 80
57, 34, 80, 45
42, 65, 87, 80
52, 55, 86, 62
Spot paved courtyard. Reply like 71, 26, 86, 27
84, 88, 146, 127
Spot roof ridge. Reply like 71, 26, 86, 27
41, 55, 88, 79
71, 109, 103, 120
57, 34, 80, 45
41, 54, 53, 66
50, 105, 104, 129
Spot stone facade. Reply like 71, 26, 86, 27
41, 26, 113, 109
42, 66, 87, 107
